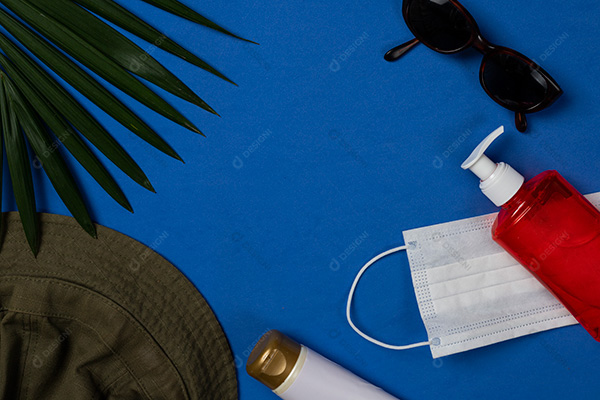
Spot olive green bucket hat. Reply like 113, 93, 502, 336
0, 212, 237, 400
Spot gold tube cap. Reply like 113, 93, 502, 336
246, 330, 302, 390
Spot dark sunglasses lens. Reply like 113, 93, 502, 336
482, 52, 549, 110
405, 0, 473, 51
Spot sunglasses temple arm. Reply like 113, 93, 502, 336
384, 38, 420, 62
515, 112, 528, 133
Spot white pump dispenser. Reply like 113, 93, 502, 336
461, 126, 525, 207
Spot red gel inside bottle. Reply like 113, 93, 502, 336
493, 170, 600, 340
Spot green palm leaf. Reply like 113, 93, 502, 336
0, 30, 156, 192
0, 92, 2, 235
0, 11, 184, 158
0, 51, 132, 213
26, 0, 217, 114
73, 0, 236, 85
140, 0, 258, 44
1, 73, 38, 254
0, 0, 254, 254
2, 0, 207, 130
3, 74, 96, 238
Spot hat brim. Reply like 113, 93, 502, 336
0, 212, 238, 400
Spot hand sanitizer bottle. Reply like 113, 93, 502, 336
462, 126, 600, 341
246, 330, 400, 400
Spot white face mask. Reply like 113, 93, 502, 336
347, 193, 600, 358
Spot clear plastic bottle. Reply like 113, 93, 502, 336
463, 127, 600, 341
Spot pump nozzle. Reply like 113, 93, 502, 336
462, 126, 525, 207
461, 126, 504, 180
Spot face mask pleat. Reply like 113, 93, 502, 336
399, 195, 600, 358
412, 252, 519, 288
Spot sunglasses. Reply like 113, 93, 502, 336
385, 0, 563, 132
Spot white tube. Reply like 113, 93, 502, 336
247, 330, 400, 400
276, 346, 399, 400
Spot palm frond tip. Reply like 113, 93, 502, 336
0, 0, 254, 254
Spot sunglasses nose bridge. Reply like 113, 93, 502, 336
471, 33, 495, 54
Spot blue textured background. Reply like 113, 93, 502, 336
3, 0, 600, 398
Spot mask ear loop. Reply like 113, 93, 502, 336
346, 245, 433, 350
